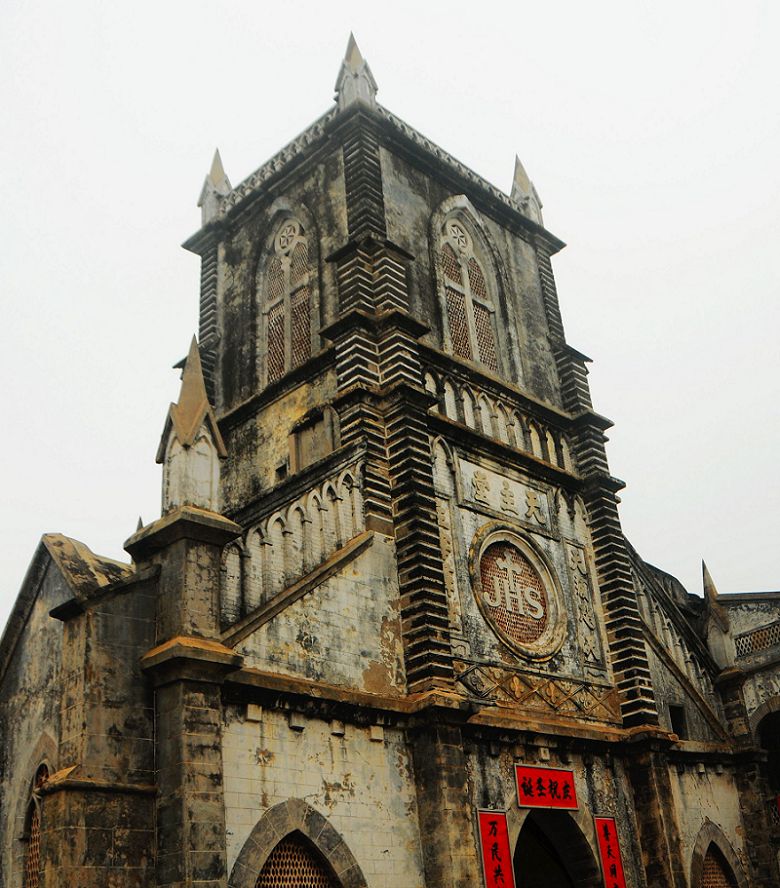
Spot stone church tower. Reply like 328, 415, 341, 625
2, 35, 780, 888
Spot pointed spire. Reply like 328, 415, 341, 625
510, 155, 544, 224
136, 516, 143, 532
198, 148, 232, 225
702, 560, 718, 601
156, 337, 227, 514
335, 33, 378, 111
703, 560, 730, 632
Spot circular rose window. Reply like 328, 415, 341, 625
471, 526, 565, 659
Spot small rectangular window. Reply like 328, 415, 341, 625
669, 704, 687, 739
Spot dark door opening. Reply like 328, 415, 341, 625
513, 816, 576, 888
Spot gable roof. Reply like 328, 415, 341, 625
0, 534, 132, 684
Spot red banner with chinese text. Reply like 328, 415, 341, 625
477, 810, 516, 888
594, 816, 627, 888
514, 764, 578, 809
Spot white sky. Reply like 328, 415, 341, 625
1, 1, 778, 631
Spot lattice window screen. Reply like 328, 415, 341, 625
290, 287, 312, 367
24, 766, 48, 888
267, 304, 285, 382
290, 241, 309, 286
255, 835, 339, 888
267, 257, 284, 302
473, 302, 498, 371
735, 620, 780, 657
701, 846, 738, 888
441, 243, 462, 284
446, 289, 471, 360
467, 257, 488, 300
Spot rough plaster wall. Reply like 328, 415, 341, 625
726, 601, 779, 638
76, 588, 155, 784
466, 747, 644, 888
645, 646, 721, 742
743, 669, 780, 728
218, 151, 346, 414
668, 765, 749, 883
0, 563, 67, 888
222, 709, 425, 887
236, 536, 406, 695
220, 367, 338, 513
380, 147, 561, 407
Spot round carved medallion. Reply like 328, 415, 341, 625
470, 525, 565, 659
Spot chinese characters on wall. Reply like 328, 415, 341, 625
477, 810, 516, 888
594, 817, 627, 888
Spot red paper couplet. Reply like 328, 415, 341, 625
594, 816, 627, 888
477, 809, 516, 888
514, 764, 578, 809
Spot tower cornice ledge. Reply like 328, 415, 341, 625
182, 101, 565, 254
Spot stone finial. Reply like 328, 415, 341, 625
198, 148, 232, 225
334, 33, 378, 111
156, 337, 227, 514
510, 155, 543, 224
703, 560, 729, 632
136, 516, 144, 532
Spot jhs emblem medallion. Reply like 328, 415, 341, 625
471, 526, 565, 659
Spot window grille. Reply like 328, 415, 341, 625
701, 845, 737, 888
446, 289, 471, 360
439, 219, 498, 373
255, 835, 339, 888
23, 765, 49, 888
262, 219, 313, 384
735, 620, 780, 658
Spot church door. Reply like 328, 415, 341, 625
256, 834, 340, 888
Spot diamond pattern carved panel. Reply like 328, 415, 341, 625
454, 661, 622, 724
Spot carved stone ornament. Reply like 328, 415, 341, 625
469, 523, 566, 660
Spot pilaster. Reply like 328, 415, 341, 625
127, 507, 242, 888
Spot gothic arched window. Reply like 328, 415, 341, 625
23, 764, 49, 888
263, 219, 313, 384
439, 218, 498, 373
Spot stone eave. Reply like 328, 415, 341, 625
370, 104, 566, 254
717, 591, 780, 603
181, 101, 565, 254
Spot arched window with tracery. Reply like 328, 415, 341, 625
256, 834, 339, 888
262, 218, 313, 384
439, 217, 499, 373
23, 764, 49, 888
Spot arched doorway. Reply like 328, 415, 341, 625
256, 833, 339, 888
758, 710, 780, 795
513, 810, 600, 888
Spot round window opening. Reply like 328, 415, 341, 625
471, 527, 565, 659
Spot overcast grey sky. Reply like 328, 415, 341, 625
1, 1, 778, 631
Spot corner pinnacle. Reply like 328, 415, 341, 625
510, 154, 543, 224
198, 148, 231, 224
335, 33, 378, 111
702, 560, 729, 632
155, 336, 227, 462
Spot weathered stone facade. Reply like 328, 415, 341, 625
2, 35, 780, 888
